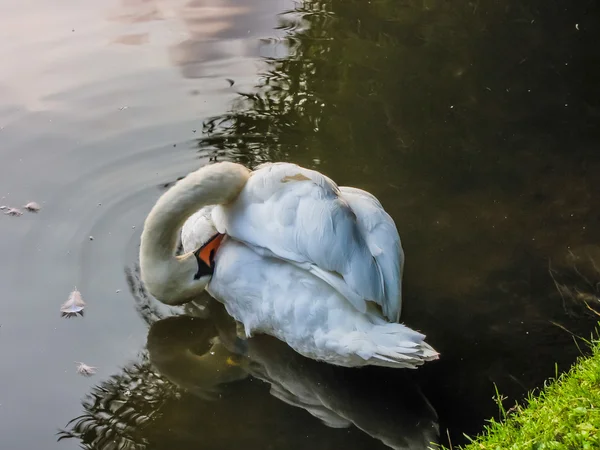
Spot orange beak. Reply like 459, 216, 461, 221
197, 233, 225, 269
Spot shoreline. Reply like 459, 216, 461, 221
441, 334, 600, 449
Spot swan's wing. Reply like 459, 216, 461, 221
339, 186, 404, 321
211, 162, 400, 321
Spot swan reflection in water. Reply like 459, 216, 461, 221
58, 267, 438, 450
147, 295, 439, 450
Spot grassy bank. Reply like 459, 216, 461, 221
447, 337, 600, 450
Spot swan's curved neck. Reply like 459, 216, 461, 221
140, 162, 250, 305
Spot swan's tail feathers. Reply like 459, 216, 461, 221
328, 323, 439, 369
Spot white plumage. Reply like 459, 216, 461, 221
210, 162, 404, 322
204, 237, 437, 368
141, 161, 438, 369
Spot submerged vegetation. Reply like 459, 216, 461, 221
450, 336, 600, 450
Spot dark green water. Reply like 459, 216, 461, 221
1, 0, 600, 449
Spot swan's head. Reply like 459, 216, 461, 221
142, 237, 224, 305
142, 206, 226, 305
139, 161, 251, 306
182, 206, 224, 292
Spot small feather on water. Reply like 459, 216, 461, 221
61, 288, 86, 318
23, 201, 41, 212
75, 362, 97, 377
4, 207, 23, 216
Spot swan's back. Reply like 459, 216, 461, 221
211, 162, 403, 322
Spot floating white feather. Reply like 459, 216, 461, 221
75, 362, 97, 377
3, 207, 23, 216
61, 288, 86, 318
23, 202, 41, 212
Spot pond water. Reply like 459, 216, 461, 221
1, 0, 600, 449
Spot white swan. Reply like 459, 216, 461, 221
140, 161, 438, 368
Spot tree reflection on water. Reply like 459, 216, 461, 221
59, 0, 600, 447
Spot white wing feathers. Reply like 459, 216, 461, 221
211, 162, 403, 322
338, 186, 404, 321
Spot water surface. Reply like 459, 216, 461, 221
1, 0, 600, 449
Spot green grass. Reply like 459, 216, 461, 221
444, 337, 600, 450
